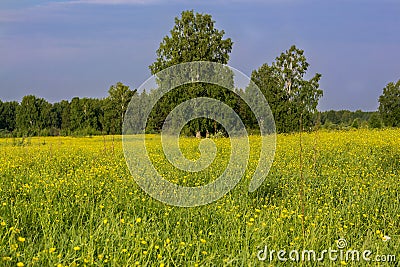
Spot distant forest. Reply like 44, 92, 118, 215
0, 88, 388, 138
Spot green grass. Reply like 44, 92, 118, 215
0, 129, 399, 266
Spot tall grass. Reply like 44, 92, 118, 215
0, 129, 398, 266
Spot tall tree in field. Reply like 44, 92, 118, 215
149, 10, 232, 74
379, 79, 400, 127
250, 64, 287, 132
274, 45, 322, 132
148, 10, 234, 136
103, 82, 136, 134
252, 45, 323, 133
16, 95, 50, 135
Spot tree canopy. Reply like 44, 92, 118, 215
149, 10, 233, 74
379, 80, 400, 127
251, 45, 323, 133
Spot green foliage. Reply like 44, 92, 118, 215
320, 110, 377, 130
148, 10, 235, 136
351, 118, 360, 129
379, 79, 400, 127
368, 112, 383, 129
251, 45, 323, 133
149, 10, 233, 74
16, 95, 51, 136
103, 82, 136, 135
69, 97, 104, 135
0, 100, 18, 133
0, 81, 136, 137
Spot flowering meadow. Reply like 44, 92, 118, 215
0, 129, 399, 266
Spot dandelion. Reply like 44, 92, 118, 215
17, 237, 25, 242
200, 238, 206, 244
382, 235, 391, 242
17, 262, 24, 267
73, 246, 81, 251
49, 247, 56, 253
135, 218, 142, 223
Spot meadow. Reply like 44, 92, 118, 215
0, 129, 399, 266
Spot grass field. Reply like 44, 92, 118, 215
0, 129, 399, 266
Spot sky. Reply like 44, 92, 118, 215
0, 0, 399, 111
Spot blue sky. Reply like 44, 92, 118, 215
0, 0, 399, 111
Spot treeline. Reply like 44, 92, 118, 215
0, 89, 391, 138
0, 85, 397, 137
320, 110, 382, 130
0, 82, 136, 137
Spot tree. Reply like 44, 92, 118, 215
251, 45, 323, 133
69, 97, 104, 135
274, 45, 323, 132
250, 63, 287, 132
103, 82, 136, 135
149, 10, 233, 74
58, 100, 71, 134
16, 95, 50, 136
0, 101, 18, 133
368, 112, 382, 129
379, 80, 400, 127
69, 97, 84, 132
148, 10, 234, 136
